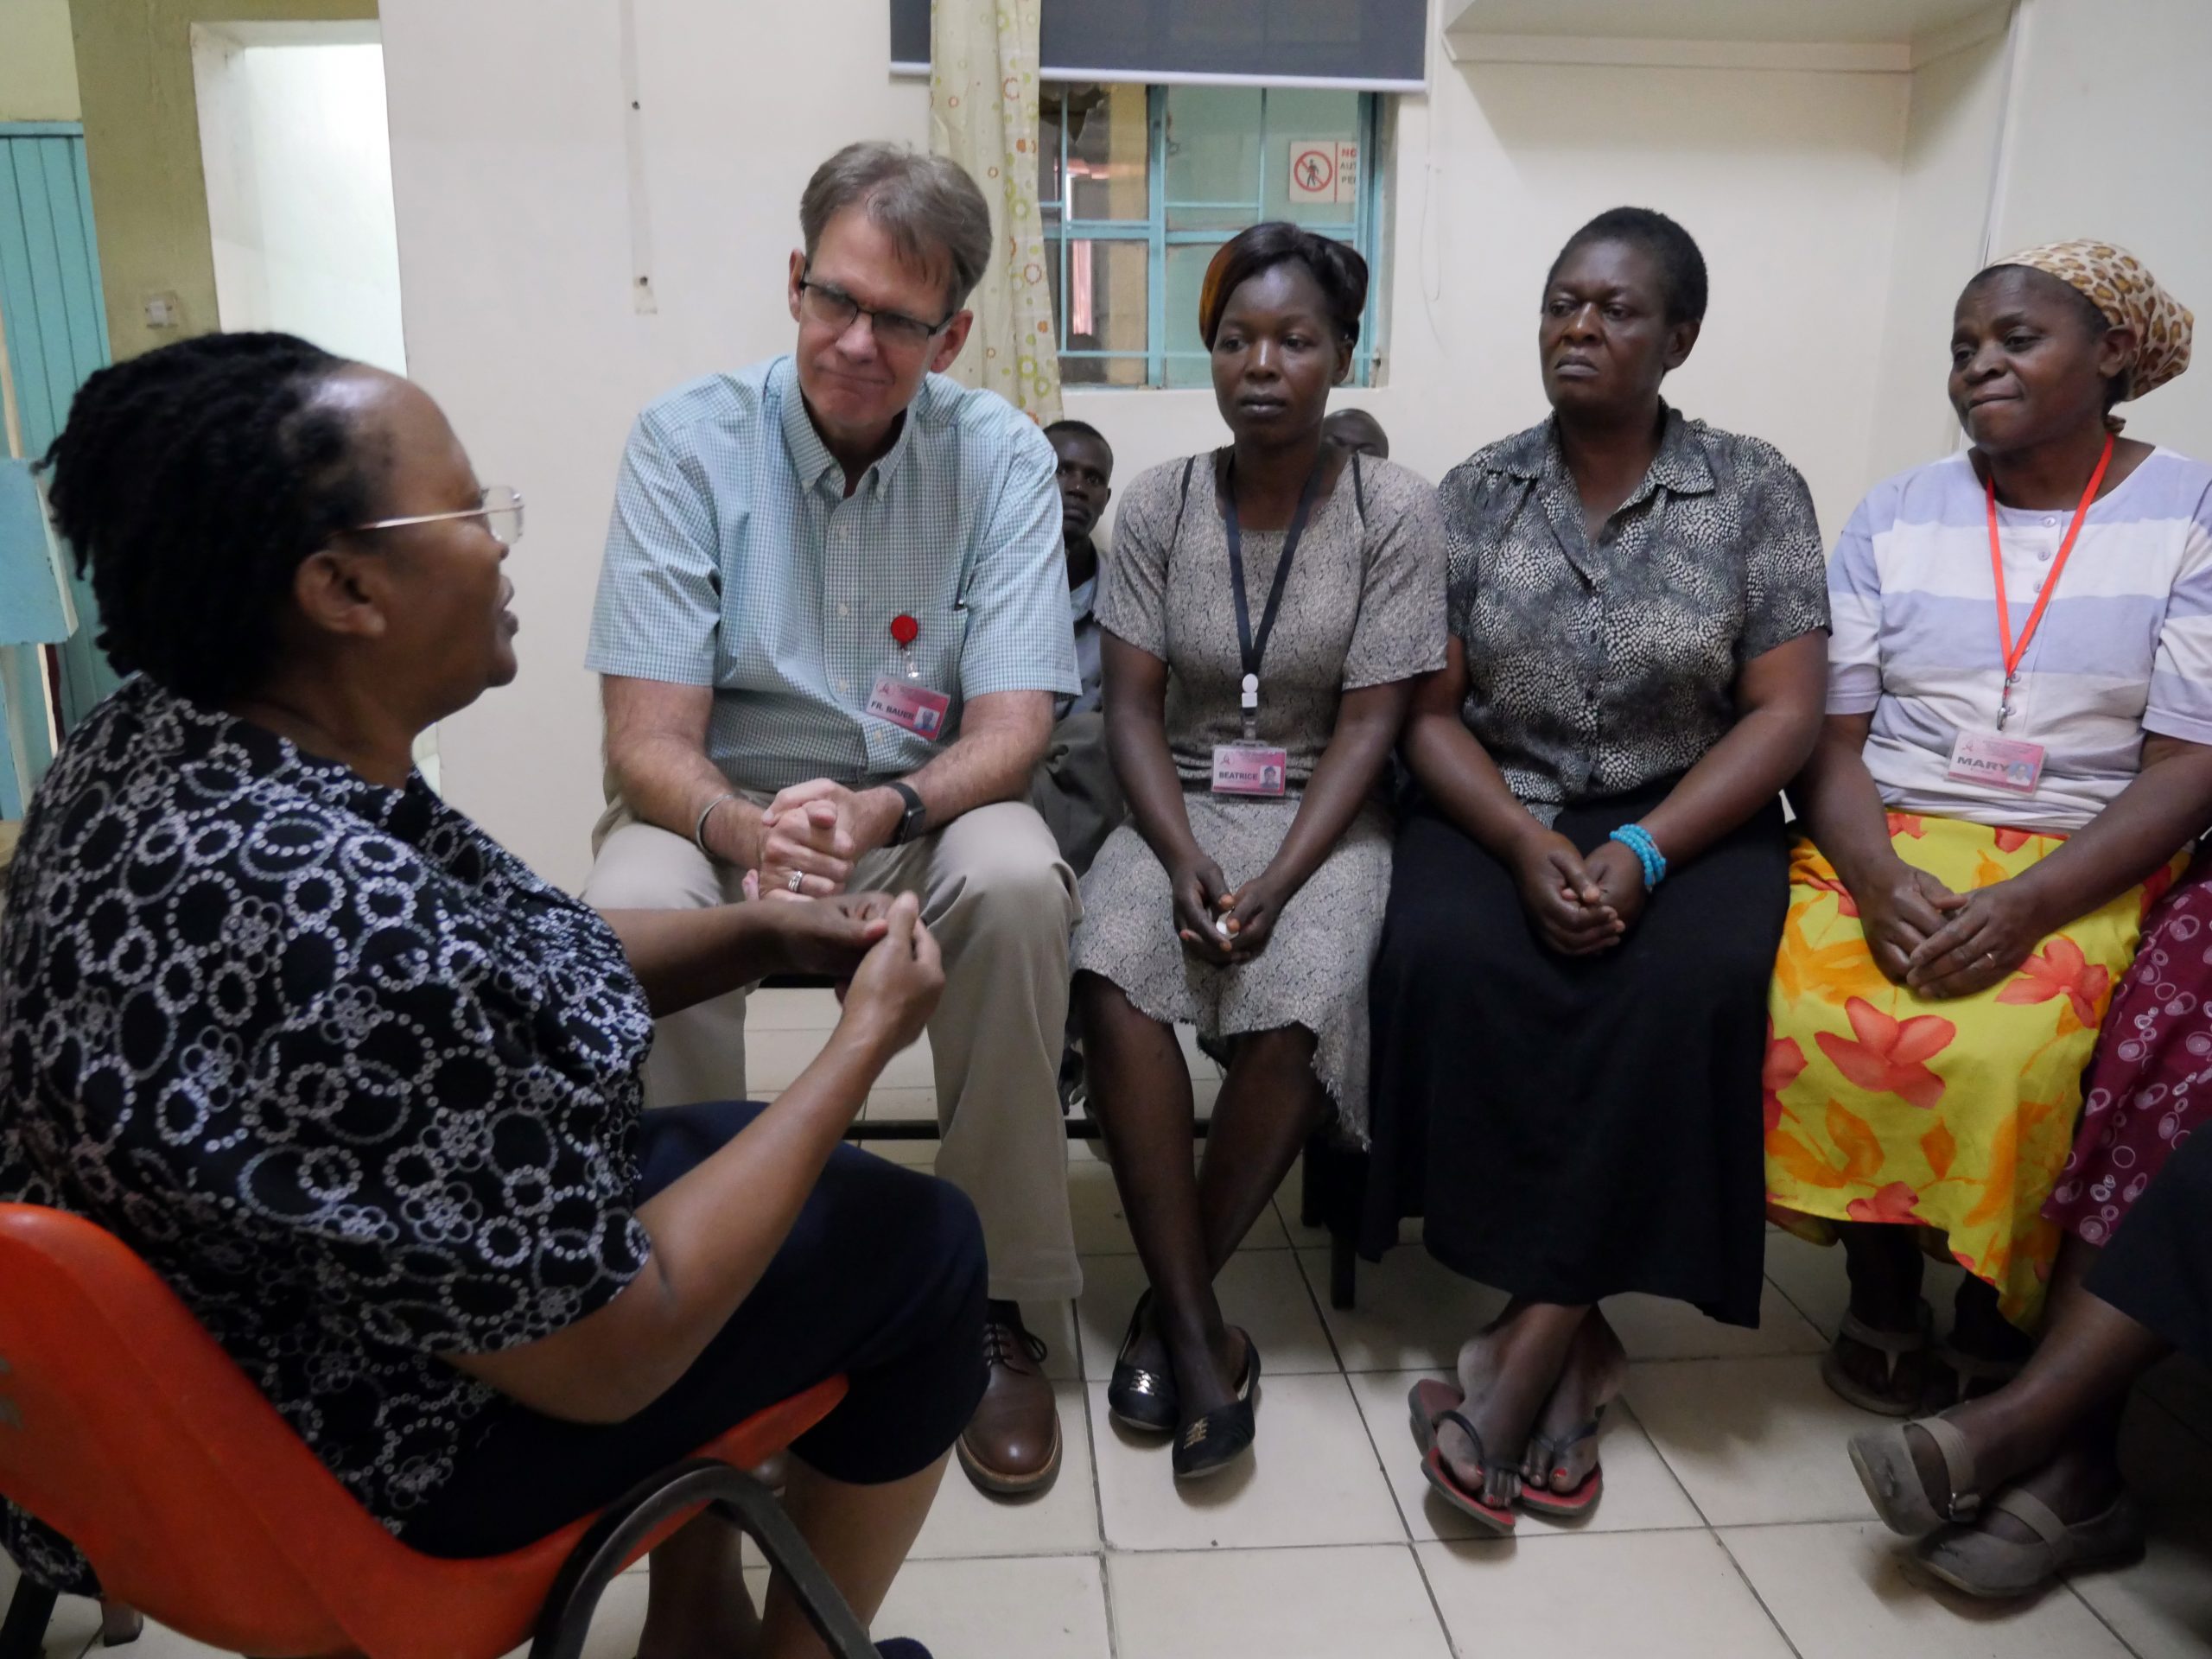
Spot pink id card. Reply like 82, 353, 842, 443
1211, 744, 1288, 797
867, 674, 952, 740
1946, 730, 2045, 795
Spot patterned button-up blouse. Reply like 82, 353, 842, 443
1, 678, 657, 1592
1439, 409, 1831, 824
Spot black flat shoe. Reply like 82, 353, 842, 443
1172, 1332, 1260, 1482
1108, 1292, 1179, 1433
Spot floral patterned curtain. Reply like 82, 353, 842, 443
929, 0, 1063, 425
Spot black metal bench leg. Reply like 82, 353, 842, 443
1330, 1229, 1357, 1310
0, 1578, 58, 1659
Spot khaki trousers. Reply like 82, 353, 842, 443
582, 795, 1083, 1303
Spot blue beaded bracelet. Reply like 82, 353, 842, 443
1609, 823, 1667, 890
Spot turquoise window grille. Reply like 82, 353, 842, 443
0, 122, 118, 811
1039, 86, 1388, 391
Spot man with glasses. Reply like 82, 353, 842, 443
582, 143, 1080, 1498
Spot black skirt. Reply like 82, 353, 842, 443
1361, 780, 1789, 1327
2088, 1121, 2212, 1363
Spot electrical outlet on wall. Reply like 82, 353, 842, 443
143, 292, 183, 329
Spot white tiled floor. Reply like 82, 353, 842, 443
29, 986, 2212, 1659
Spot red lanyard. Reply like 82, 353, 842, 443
1984, 433, 2113, 684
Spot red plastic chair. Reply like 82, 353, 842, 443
0, 1205, 877, 1659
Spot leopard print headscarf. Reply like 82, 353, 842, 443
1986, 240, 2193, 427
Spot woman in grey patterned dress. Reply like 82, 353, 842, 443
1366, 209, 1830, 1532
1072, 225, 1446, 1480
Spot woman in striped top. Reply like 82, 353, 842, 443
1765, 242, 2212, 1420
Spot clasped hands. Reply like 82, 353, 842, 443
1172, 855, 1292, 963
1853, 857, 2050, 999
1510, 830, 1647, 956
743, 778, 900, 901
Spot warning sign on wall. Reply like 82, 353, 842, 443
1287, 139, 1360, 207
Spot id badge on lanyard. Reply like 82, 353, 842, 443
1210, 450, 1325, 798
1944, 435, 2112, 798
866, 611, 952, 740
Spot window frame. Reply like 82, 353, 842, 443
1041, 86, 1387, 390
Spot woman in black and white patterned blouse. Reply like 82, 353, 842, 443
0, 334, 967, 1659
1363, 209, 1831, 1533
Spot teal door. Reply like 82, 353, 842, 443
0, 121, 117, 811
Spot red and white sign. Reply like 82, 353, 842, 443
1287, 139, 1360, 207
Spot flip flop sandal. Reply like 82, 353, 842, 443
1406, 1376, 1464, 1458
1519, 1408, 1606, 1518
1410, 1392, 1517, 1535
1849, 1412, 1981, 1538
1910, 1488, 2145, 1600
1926, 1338, 2025, 1408
1820, 1301, 1933, 1416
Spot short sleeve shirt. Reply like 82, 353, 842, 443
1097, 452, 1447, 785
0, 679, 656, 1589
1827, 448, 2212, 833
584, 356, 1080, 794
1440, 410, 1831, 823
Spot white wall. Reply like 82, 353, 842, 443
1862, 22, 2014, 483
196, 36, 408, 375
1984, 0, 2212, 462
1073, 60, 1912, 550
380, 2, 1914, 887
378, 0, 2205, 892
382, 1, 926, 887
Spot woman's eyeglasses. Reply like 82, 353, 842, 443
348, 486, 524, 548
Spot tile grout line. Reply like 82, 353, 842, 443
1760, 1263, 1840, 1345
1711, 1527, 1811, 1659
2141, 1384, 2212, 1452
1406, 1543, 1471, 1659
2063, 1575, 2147, 1659
1296, 1220, 1557, 1659
1069, 1286, 1129, 1659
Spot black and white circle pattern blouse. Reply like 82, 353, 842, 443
1, 678, 656, 1591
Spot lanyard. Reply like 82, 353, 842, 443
1984, 433, 2112, 728
1221, 448, 1328, 740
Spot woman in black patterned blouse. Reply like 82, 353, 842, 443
1, 334, 969, 1659
1363, 209, 1832, 1532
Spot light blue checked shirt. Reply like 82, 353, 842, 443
586, 355, 1078, 794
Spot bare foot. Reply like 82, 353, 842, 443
1522, 1310, 1624, 1493
1433, 1303, 1585, 1507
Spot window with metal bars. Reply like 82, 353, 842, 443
1039, 85, 1387, 391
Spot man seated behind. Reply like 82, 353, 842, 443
1027, 419, 1126, 877
582, 141, 1079, 1499
1323, 406, 1389, 461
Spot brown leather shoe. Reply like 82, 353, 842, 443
957, 1300, 1062, 1496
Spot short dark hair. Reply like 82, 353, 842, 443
1045, 418, 1112, 462
1547, 207, 1708, 325
41, 332, 378, 706
1198, 222, 1369, 350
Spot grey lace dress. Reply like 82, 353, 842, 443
1071, 452, 1446, 1138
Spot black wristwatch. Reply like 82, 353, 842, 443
886, 780, 928, 848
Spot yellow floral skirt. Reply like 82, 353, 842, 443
1764, 812, 2181, 1329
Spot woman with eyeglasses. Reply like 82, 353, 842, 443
0, 333, 969, 1659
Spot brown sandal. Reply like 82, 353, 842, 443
1821, 1302, 1932, 1416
